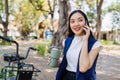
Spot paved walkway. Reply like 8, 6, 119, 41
0, 40, 120, 80
97, 45, 120, 80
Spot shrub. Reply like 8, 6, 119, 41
0, 41, 12, 46
113, 41, 119, 45
101, 40, 119, 45
35, 44, 48, 56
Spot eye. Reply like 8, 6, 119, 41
78, 18, 83, 22
70, 20, 74, 24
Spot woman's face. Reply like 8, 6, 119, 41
70, 12, 86, 36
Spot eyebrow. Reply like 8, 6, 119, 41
70, 17, 84, 20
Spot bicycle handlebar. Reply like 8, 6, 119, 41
0, 36, 16, 43
0, 36, 37, 61
0, 36, 40, 79
0, 36, 19, 57
30, 47, 37, 51
24, 47, 37, 59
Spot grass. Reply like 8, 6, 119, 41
101, 40, 119, 45
0, 41, 12, 46
35, 43, 49, 56
35, 39, 53, 56
0, 67, 17, 79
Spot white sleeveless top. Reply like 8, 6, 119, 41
62, 36, 101, 72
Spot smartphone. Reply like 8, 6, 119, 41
83, 22, 87, 34
83, 29, 86, 34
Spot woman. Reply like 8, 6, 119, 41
55, 10, 102, 80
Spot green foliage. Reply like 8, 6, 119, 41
87, 10, 96, 29
0, 0, 5, 12
0, 67, 17, 79
75, 0, 81, 9
103, 1, 120, 14
101, 40, 119, 45
37, 29, 43, 35
85, 0, 95, 8
101, 40, 113, 45
113, 41, 119, 45
29, 0, 49, 12
34, 0, 43, 9
21, 19, 32, 36
0, 41, 12, 46
35, 44, 48, 56
9, 0, 43, 37
107, 2, 120, 12
104, 2, 120, 29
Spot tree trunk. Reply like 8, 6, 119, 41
58, 0, 70, 40
49, 0, 70, 49
0, 0, 9, 37
95, 0, 103, 40
47, 0, 56, 31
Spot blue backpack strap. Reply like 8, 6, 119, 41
56, 36, 74, 80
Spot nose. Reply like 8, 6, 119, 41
74, 21, 79, 26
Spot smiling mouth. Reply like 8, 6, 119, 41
74, 27, 81, 31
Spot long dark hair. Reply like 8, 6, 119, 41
68, 10, 94, 38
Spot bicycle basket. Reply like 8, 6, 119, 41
17, 64, 34, 80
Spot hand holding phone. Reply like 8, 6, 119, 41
83, 23, 87, 34
83, 23, 91, 39
83, 29, 86, 35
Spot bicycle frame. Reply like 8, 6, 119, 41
0, 36, 40, 80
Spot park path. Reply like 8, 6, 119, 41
0, 40, 120, 80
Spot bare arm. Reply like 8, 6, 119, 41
79, 40, 101, 73
79, 25, 101, 73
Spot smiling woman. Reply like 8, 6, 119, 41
55, 10, 102, 80
69, 12, 86, 36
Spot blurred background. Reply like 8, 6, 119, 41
0, 0, 120, 80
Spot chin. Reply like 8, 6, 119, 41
74, 32, 83, 36
74, 33, 81, 36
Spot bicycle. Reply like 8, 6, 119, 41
0, 36, 41, 80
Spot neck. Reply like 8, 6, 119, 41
75, 33, 84, 36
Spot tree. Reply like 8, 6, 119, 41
0, 0, 9, 37
106, 2, 120, 42
75, 0, 82, 9
95, 0, 104, 40
9, 0, 43, 38
87, 9, 96, 29
58, 0, 70, 38
85, 0, 104, 39
49, 0, 71, 49
19, 1, 36, 37
29, 0, 57, 31
107, 2, 120, 29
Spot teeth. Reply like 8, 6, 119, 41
74, 28, 80, 31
